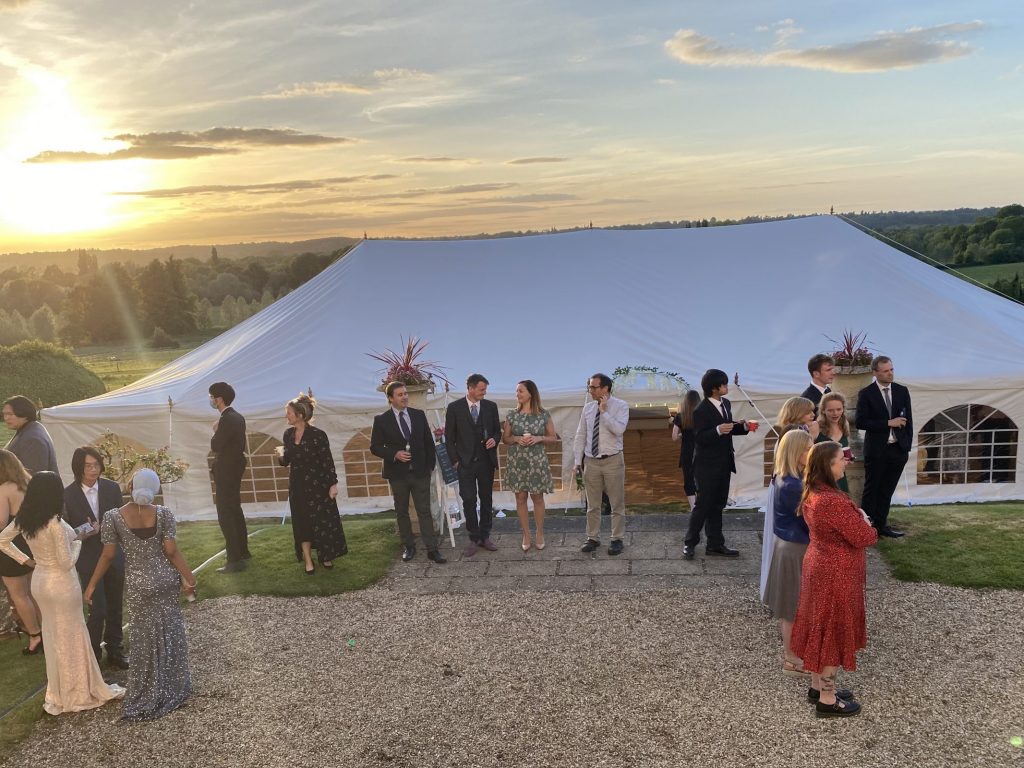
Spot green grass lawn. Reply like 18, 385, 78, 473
0, 515, 397, 752
879, 503, 1024, 590
73, 331, 221, 392
954, 261, 1024, 285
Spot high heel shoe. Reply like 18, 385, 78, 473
304, 564, 315, 575
521, 538, 532, 552
22, 632, 43, 656
534, 538, 546, 551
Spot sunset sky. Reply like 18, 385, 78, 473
1, 1, 1021, 252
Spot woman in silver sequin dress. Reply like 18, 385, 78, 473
85, 469, 195, 720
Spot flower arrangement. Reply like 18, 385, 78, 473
94, 431, 190, 490
612, 365, 690, 390
825, 330, 874, 368
366, 336, 450, 390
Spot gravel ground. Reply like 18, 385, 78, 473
4, 581, 1023, 768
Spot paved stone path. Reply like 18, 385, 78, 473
381, 512, 892, 593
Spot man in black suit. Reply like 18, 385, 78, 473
683, 369, 760, 560
370, 382, 446, 564
801, 353, 835, 416
209, 381, 250, 573
855, 355, 911, 538
63, 446, 128, 668
444, 373, 501, 556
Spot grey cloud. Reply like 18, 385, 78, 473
396, 156, 477, 164
262, 81, 372, 99
665, 21, 984, 73
506, 157, 569, 165
118, 174, 398, 198
26, 127, 355, 163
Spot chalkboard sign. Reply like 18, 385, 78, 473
433, 441, 458, 485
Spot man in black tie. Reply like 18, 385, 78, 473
801, 354, 835, 416
63, 446, 128, 668
370, 382, 446, 563
209, 381, 250, 573
444, 373, 501, 556
855, 355, 911, 538
683, 369, 760, 560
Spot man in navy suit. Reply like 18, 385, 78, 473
63, 446, 128, 668
801, 354, 835, 416
855, 355, 912, 538
444, 373, 501, 556
683, 369, 760, 560
370, 382, 445, 564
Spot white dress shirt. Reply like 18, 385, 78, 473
81, 482, 99, 519
707, 397, 732, 435
876, 380, 897, 443
573, 395, 630, 465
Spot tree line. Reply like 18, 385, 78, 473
0, 247, 350, 347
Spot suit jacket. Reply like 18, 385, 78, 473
63, 477, 124, 577
444, 398, 500, 468
692, 397, 750, 475
801, 384, 829, 409
211, 406, 248, 477
370, 407, 437, 480
854, 381, 912, 457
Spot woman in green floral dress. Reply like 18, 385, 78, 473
502, 380, 558, 551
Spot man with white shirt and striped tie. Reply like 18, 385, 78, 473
573, 373, 630, 556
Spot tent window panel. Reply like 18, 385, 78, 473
342, 428, 391, 498
917, 405, 1018, 485
209, 431, 290, 505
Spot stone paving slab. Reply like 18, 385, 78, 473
378, 513, 894, 594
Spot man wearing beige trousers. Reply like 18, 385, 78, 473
573, 373, 630, 556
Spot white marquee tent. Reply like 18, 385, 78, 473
43, 216, 1024, 519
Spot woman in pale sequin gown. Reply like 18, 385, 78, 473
0, 472, 124, 715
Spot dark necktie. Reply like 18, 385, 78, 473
882, 387, 892, 417
471, 403, 479, 424
720, 401, 728, 421
824, 386, 831, 394
399, 411, 412, 441
591, 408, 601, 456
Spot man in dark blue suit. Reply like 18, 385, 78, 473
63, 446, 128, 668
801, 353, 835, 416
855, 355, 912, 538
683, 369, 760, 560
444, 373, 501, 556
370, 382, 445, 564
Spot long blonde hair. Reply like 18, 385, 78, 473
773, 429, 813, 481
816, 392, 849, 438
776, 396, 815, 428
0, 449, 31, 491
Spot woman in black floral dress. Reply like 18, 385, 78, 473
276, 394, 348, 574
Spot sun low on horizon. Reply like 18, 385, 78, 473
1, 1, 1022, 254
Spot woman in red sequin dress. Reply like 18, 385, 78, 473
790, 441, 878, 718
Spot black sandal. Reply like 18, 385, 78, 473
22, 632, 43, 656
815, 697, 862, 718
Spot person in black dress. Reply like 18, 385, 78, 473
276, 394, 348, 574
671, 390, 701, 510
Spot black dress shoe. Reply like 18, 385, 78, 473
705, 545, 739, 557
608, 540, 624, 556
106, 653, 130, 670
808, 687, 854, 703
682, 545, 695, 561
216, 560, 247, 573
426, 550, 447, 564
580, 539, 600, 553
815, 698, 862, 718
401, 545, 416, 562
879, 527, 905, 538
